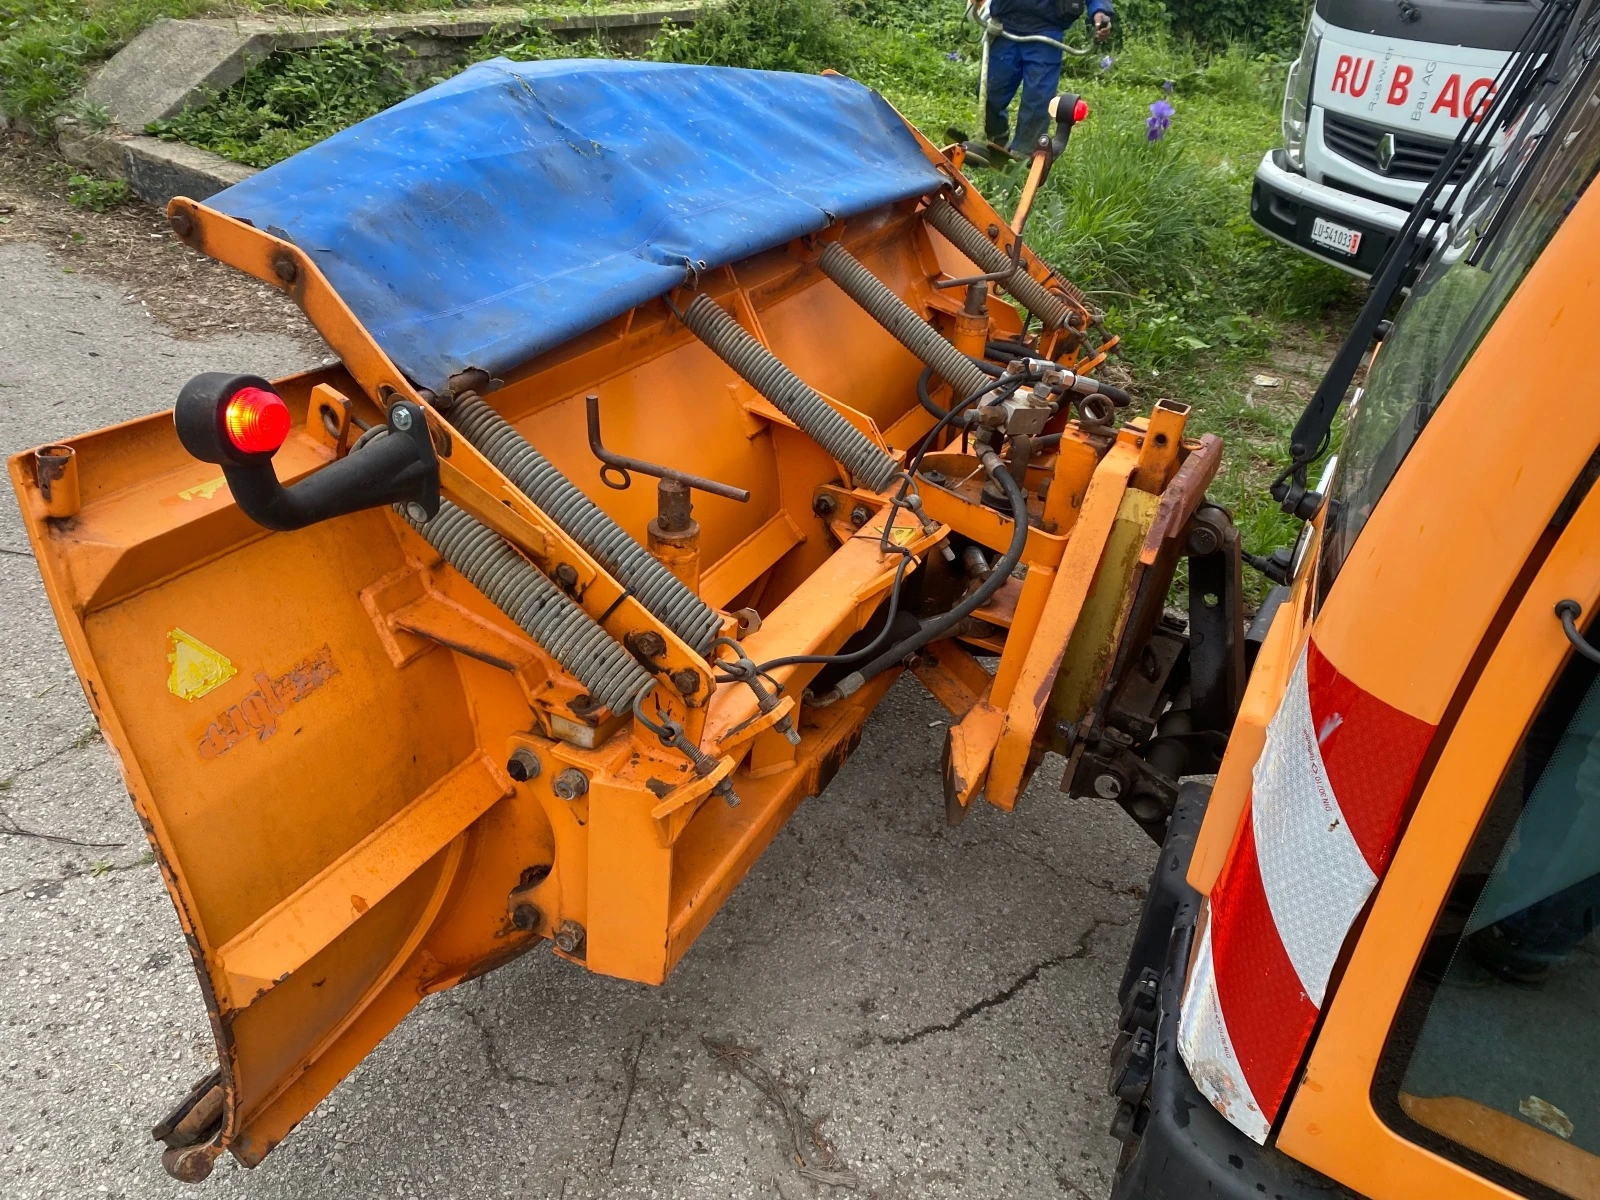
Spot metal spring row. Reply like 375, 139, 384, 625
401, 500, 653, 712
446, 394, 722, 655
678, 294, 900, 494
817, 241, 992, 400
921, 199, 1086, 329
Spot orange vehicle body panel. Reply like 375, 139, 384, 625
1185, 165, 1600, 1194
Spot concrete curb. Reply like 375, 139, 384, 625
57, 121, 257, 211
86, 6, 699, 129
46, 5, 701, 212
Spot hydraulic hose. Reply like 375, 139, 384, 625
916, 366, 948, 420
400, 500, 652, 713
922, 199, 1085, 330
817, 241, 992, 401
821, 446, 1030, 702
678, 294, 901, 494
445, 394, 722, 655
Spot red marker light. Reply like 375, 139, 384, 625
1073, 98, 1090, 123
223, 386, 290, 455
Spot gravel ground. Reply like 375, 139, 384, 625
0, 164, 1155, 1200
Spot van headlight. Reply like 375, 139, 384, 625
1281, 22, 1322, 172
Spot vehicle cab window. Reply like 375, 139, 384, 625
1380, 623, 1600, 1196
1317, 11, 1600, 606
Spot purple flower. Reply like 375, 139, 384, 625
1099, 54, 1114, 69
946, 50, 961, 61
1147, 98, 1174, 142
1162, 79, 1174, 93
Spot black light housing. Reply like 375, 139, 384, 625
173, 372, 441, 532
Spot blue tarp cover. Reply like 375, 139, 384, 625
210, 59, 946, 393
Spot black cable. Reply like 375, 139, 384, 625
816, 454, 1029, 702
916, 366, 947, 420
723, 549, 914, 676
740, 368, 1039, 682
985, 338, 1036, 361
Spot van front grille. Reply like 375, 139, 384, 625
1322, 112, 1481, 183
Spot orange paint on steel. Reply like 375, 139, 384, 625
1266, 181, 1600, 1199
7, 135, 1204, 1175
985, 437, 1140, 809
1277, 467, 1600, 1199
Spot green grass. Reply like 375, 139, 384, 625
149, 34, 415, 165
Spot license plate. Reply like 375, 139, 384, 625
1310, 216, 1362, 257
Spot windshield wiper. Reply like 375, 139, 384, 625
1269, 0, 1585, 522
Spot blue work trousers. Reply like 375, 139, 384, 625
984, 36, 1064, 154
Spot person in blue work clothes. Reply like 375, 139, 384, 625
984, 0, 1113, 156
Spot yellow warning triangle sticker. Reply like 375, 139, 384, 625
167, 628, 237, 701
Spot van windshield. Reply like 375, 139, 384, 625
1317, 12, 1600, 604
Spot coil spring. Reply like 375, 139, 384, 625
678, 294, 900, 494
922, 199, 1086, 329
817, 241, 991, 400
446, 395, 721, 655
401, 500, 652, 713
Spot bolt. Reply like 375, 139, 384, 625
923, 469, 947, 486
1093, 772, 1126, 800
403, 501, 430, 523
849, 504, 871, 528
271, 253, 298, 284
671, 667, 701, 696
631, 631, 667, 660
1185, 523, 1220, 556
554, 562, 579, 590
511, 902, 541, 931
506, 748, 541, 782
390, 405, 413, 432
553, 767, 589, 801
168, 210, 194, 238
554, 920, 587, 955
812, 493, 837, 519
161, 1145, 216, 1184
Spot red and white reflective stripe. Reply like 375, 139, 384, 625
1178, 637, 1435, 1143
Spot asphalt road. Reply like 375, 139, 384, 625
0, 238, 1156, 1200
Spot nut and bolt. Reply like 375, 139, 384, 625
812, 493, 837, 519
511, 902, 541, 932
849, 504, 871, 528
630, 631, 667, 660
403, 501, 430, 523
671, 667, 701, 696
554, 562, 579, 590
553, 920, 587, 955
168, 210, 194, 238
1185, 523, 1220, 556
506, 748, 541, 782
390, 406, 413, 432
553, 767, 589, 801
271, 254, 298, 284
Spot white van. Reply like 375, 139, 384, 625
1252, 0, 1539, 275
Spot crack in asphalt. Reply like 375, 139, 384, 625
880, 917, 1125, 1047
450, 996, 555, 1088
0, 727, 125, 850
0, 851, 155, 898
959, 835, 1147, 901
